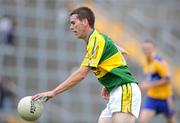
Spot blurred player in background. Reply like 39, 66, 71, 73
33, 7, 141, 123
139, 40, 176, 123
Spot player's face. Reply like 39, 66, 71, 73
142, 42, 154, 57
70, 14, 86, 39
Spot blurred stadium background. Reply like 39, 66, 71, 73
0, 0, 180, 123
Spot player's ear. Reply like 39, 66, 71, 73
82, 18, 88, 26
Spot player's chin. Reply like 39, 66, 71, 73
73, 33, 79, 38
73, 32, 82, 38
75, 35, 83, 39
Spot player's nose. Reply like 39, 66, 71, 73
70, 24, 74, 31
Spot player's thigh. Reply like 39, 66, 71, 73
139, 109, 156, 123
98, 117, 112, 123
112, 112, 136, 123
166, 114, 177, 123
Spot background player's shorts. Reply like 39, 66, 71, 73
100, 83, 141, 118
143, 96, 175, 117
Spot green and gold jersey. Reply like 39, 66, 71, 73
81, 29, 137, 92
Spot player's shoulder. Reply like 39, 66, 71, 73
153, 55, 164, 63
153, 55, 168, 66
89, 30, 104, 41
96, 31, 107, 42
98, 32, 112, 41
89, 30, 110, 47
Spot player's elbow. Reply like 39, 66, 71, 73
76, 67, 90, 80
163, 76, 171, 83
77, 71, 87, 80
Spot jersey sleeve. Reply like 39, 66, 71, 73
155, 60, 170, 77
81, 36, 105, 68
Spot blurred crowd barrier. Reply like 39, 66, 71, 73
0, 0, 180, 123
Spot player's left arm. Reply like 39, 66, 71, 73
101, 87, 109, 100
119, 47, 128, 55
116, 44, 128, 56
152, 60, 171, 87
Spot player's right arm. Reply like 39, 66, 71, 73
32, 66, 91, 102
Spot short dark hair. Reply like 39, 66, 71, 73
70, 7, 95, 28
144, 39, 154, 45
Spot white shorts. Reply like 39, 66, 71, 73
100, 83, 141, 118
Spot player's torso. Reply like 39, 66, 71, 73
87, 31, 137, 91
143, 57, 172, 99
88, 33, 125, 77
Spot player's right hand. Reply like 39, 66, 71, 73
32, 91, 55, 103
101, 87, 109, 100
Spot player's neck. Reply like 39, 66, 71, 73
147, 52, 156, 62
83, 28, 94, 43
151, 52, 156, 58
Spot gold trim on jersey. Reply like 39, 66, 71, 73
99, 52, 126, 71
81, 30, 105, 68
91, 52, 127, 78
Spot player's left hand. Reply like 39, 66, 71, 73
101, 87, 109, 100
32, 91, 55, 103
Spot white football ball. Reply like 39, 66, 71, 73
17, 96, 43, 121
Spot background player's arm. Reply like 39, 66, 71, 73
151, 76, 170, 87
141, 77, 170, 90
150, 60, 171, 87
33, 66, 91, 102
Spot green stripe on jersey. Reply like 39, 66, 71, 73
98, 66, 138, 92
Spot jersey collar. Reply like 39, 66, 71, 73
87, 29, 95, 45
